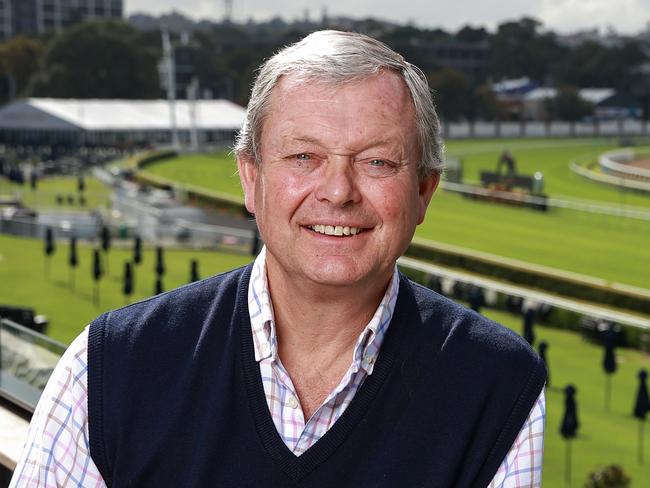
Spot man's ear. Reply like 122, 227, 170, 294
417, 173, 440, 224
237, 152, 258, 215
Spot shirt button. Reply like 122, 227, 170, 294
288, 396, 299, 409
261, 343, 270, 356
364, 355, 375, 366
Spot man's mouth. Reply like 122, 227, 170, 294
308, 224, 364, 236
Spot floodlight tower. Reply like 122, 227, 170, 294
161, 30, 180, 150
224, 0, 233, 22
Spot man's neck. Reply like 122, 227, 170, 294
264, 255, 392, 418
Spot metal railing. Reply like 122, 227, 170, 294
0, 318, 66, 413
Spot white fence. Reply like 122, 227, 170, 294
444, 119, 649, 139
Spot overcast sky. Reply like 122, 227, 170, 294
125, 0, 650, 35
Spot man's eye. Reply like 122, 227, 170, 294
369, 159, 386, 167
297, 153, 311, 160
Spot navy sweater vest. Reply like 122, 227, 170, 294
88, 264, 546, 487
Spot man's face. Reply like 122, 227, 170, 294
238, 71, 438, 291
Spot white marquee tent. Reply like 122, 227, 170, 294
0, 98, 246, 147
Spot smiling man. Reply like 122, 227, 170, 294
12, 31, 546, 487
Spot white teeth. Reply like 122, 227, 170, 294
310, 225, 362, 236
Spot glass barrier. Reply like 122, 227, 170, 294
0, 318, 66, 413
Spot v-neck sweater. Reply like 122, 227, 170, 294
88, 264, 546, 488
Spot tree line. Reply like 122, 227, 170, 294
0, 15, 648, 122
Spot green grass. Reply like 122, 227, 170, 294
484, 307, 650, 486
2, 230, 649, 484
0, 175, 112, 210
142, 142, 650, 288
0, 233, 252, 344
445, 138, 650, 207
142, 152, 244, 196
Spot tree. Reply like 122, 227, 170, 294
428, 68, 471, 122
0, 36, 44, 103
456, 25, 489, 44
554, 85, 593, 122
489, 17, 565, 83
28, 20, 160, 99
474, 84, 507, 121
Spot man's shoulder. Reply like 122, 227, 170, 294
402, 276, 543, 372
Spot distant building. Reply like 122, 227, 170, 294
491, 77, 539, 120
523, 87, 641, 121
0, 0, 123, 40
0, 98, 245, 148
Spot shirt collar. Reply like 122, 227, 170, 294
247, 246, 400, 375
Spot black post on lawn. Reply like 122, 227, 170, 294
44, 227, 55, 279
68, 236, 78, 291
123, 261, 133, 305
634, 369, 650, 464
538, 341, 550, 387
92, 248, 102, 307
189, 259, 199, 283
522, 305, 536, 346
101, 225, 111, 276
560, 384, 579, 485
155, 246, 165, 277
133, 235, 142, 265
602, 322, 617, 411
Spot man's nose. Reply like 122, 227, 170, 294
313, 157, 361, 207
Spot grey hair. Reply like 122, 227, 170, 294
233, 30, 444, 178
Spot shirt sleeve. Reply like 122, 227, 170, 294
9, 327, 107, 488
487, 387, 546, 488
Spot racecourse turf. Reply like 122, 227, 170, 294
1, 230, 649, 485
141, 139, 650, 289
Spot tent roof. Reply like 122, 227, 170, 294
0, 98, 246, 131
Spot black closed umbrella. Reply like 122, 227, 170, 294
469, 286, 485, 313
428, 275, 443, 295
154, 276, 164, 295
101, 225, 111, 275
634, 369, 650, 464
133, 236, 142, 265
68, 236, 78, 291
250, 230, 260, 256
560, 384, 579, 484
602, 322, 617, 410
123, 261, 133, 304
92, 248, 102, 306
189, 259, 199, 283
538, 341, 549, 387
523, 306, 535, 346
155, 246, 165, 277
44, 227, 55, 279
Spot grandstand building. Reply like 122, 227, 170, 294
0, 98, 246, 148
0, 0, 123, 40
